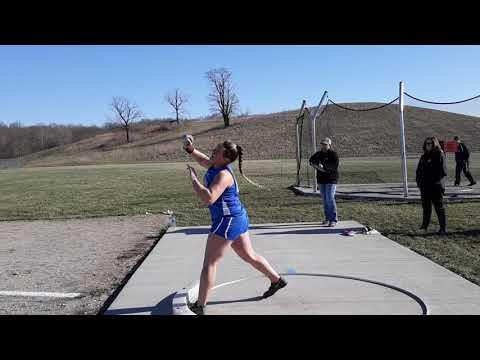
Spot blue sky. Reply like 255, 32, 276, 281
1, 45, 480, 126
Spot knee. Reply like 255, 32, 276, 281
242, 252, 258, 265
244, 253, 258, 264
326, 192, 335, 202
202, 258, 219, 273
422, 200, 432, 209
435, 202, 444, 211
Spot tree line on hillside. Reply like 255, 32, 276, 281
1, 67, 241, 158
0, 122, 106, 158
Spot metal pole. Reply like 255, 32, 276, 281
295, 100, 306, 186
311, 91, 328, 193
399, 81, 409, 199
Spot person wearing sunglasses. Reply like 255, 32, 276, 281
416, 137, 448, 235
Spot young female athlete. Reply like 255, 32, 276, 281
183, 135, 287, 315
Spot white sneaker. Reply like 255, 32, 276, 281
328, 221, 337, 227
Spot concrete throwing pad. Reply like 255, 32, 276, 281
205, 274, 426, 315
293, 183, 480, 202
104, 221, 480, 315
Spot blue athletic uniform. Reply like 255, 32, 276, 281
204, 164, 249, 240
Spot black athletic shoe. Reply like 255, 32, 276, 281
468, 181, 477, 186
263, 277, 287, 298
188, 300, 206, 315
437, 229, 448, 236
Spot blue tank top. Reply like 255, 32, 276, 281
204, 164, 244, 220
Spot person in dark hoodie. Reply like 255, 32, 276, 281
309, 137, 339, 227
416, 136, 448, 235
453, 136, 476, 187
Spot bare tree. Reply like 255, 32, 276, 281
110, 96, 143, 143
164, 89, 189, 124
206, 68, 239, 128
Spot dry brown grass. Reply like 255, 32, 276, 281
21, 104, 480, 167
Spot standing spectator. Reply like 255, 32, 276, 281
453, 136, 476, 186
416, 137, 448, 235
309, 137, 339, 227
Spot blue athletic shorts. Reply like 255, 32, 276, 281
210, 213, 249, 241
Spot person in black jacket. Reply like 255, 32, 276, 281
453, 136, 476, 186
309, 137, 339, 227
416, 136, 448, 235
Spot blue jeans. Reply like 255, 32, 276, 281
319, 183, 337, 222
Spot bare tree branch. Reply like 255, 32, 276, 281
164, 89, 189, 124
110, 96, 143, 143
206, 68, 239, 127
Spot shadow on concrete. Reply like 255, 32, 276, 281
168, 228, 210, 235
104, 292, 176, 315
256, 228, 364, 236
207, 296, 264, 306
248, 223, 327, 230
207, 273, 427, 315
168, 223, 333, 235
170, 228, 368, 236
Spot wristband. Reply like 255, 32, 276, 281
185, 147, 194, 154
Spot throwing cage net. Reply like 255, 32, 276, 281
403, 91, 480, 186
295, 85, 480, 195
295, 93, 400, 188
403, 91, 480, 154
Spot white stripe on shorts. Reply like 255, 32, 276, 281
212, 218, 225, 234
224, 217, 233, 239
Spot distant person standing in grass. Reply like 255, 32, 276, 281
309, 137, 339, 227
416, 137, 448, 235
453, 136, 476, 187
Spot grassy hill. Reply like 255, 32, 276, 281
19, 103, 480, 167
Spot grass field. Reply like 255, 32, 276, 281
1, 156, 479, 287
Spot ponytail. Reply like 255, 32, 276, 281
236, 145, 263, 188
222, 141, 263, 188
